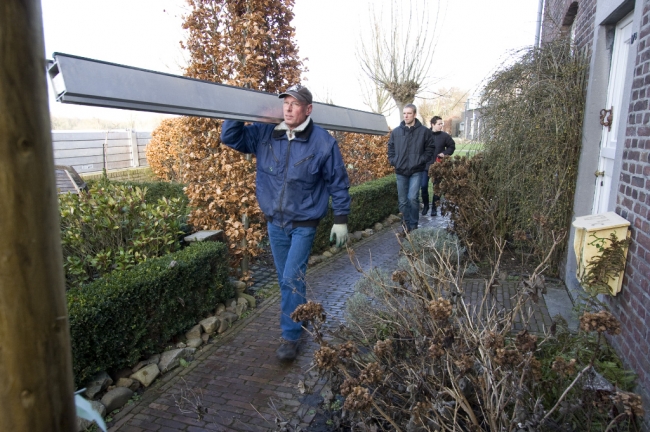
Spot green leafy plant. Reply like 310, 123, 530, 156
59, 182, 187, 289
113, 180, 189, 209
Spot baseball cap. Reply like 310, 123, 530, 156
278, 84, 313, 105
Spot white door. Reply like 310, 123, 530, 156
593, 14, 633, 214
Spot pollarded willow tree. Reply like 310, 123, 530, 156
147, 0, 305, 268
357, 0, 440, 115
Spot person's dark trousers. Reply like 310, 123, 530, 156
267, 222, 317, 342
431, 177, 442, 215
420, 171, 430, 215
396, 172, 422, 231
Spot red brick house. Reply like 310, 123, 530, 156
543, 0, 649, 418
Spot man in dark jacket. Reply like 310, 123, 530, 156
221, 85, 351, 361
421, 116, 455, 216
387, 104, 435, 232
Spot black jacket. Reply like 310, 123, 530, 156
426, 131, 456, 171
387, 119, 435, 177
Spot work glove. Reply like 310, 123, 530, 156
330, 224, 348, 248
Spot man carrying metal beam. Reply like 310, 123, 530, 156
221, 85, 351, 361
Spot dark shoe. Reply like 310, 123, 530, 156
430, 207, 437, 216
276, 340, 299, 361
421, 205, 428, 216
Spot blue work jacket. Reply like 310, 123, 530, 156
221, 119, 350, 228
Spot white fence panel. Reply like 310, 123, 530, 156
52, 130, 151, 174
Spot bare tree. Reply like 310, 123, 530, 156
417, 86, 469, 125
357, 0, 441, 115
359, 78, 393, 116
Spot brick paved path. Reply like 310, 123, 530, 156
110, 216, 553, 432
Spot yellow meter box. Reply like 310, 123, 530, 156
573, 212, 631, 296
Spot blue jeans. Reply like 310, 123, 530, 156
396, 173, 422, 230
267, 222, 317, 342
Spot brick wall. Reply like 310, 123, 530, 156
544, 0, 650, 420
609, 0, 650, 409
542, 0, 597, 57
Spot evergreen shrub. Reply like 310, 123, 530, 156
119, 180, 188, 208
67, 241, 231, 386
85, 179, 188, 207
312, 174, 399, 253
59, 181, 188, 289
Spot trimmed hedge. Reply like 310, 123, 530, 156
312, 174, 399, 253
86, 179, 188, 208
128, 181, 188, 207
67, 241, 231, 386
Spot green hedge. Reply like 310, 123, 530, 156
312, 174, 399, 253
86, 179, 188, 208
67, 241, 232, 386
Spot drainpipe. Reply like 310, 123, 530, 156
535, 0, 545, 47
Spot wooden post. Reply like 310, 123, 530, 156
128, 129, 140, 168
0, 1, 76, 431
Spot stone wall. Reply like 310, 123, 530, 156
609, 0, 650, 410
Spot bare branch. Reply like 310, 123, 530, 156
356, 0, 442, 113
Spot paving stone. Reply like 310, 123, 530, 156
114, 215, 553, 431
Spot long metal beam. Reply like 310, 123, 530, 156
48, 53, 389, 135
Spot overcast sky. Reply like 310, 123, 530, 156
41, 0, 540, 127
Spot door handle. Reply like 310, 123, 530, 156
594, 170, 605, 177
600, 107, 613, 131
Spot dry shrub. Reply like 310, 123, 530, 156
146, 0, 305, 270
431, 39, 587, 273
146, 118, 187, 182
579, 310, 622, 335
430, 154, 504, 263
337, 132, 392, 186
302, 227, 642, 431
290, 300, 326, 324
146, 2, 395, 270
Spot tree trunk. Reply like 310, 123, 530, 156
0, 1, 76, 431
396, 101, 406, 118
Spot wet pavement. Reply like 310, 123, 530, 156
110, 213, 575, 431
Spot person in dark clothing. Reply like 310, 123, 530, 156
421, 116, 455, 216
387, 104, 435, 232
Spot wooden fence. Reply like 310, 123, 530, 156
52, 130, 151, 174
